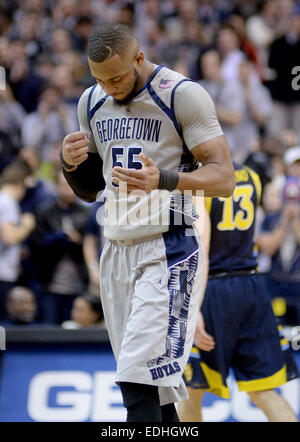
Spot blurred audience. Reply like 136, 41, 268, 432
61, 293, 104, 329
0, 0, 299, 328
256, 145, 300, 326
217, 24, 246, 83
0, 161, 35, 319
83, 201, 104, 293
267, 5, 300, 140
21, 85, 78, 162
200, 49, 243, 162
1, 286, 38, 326
31, 172, 90, 324
246, 0, 279, 71
235, 58, 273, 161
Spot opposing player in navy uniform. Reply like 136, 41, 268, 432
60, 23, 235, 422
178, 163, 299, 422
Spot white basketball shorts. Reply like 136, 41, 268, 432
99, 228, 204, 406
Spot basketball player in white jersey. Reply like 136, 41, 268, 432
61, 23, 235, 422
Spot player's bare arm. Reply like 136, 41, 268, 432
177, 135, 235, 197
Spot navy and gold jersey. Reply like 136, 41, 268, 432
206, 162, 261, 272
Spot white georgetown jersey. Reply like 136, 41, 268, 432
78, 65, 223, 241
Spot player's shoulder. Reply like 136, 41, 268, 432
156, 65, 187, 82
78, 83, 105, 109
159, 69, 215, 108
79, 84, 97, 101
152, 66, 202, 94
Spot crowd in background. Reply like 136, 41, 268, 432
0, 0, 299, 328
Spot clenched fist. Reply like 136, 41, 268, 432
62, 131, 90, 168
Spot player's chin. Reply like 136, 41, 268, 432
111, 92, 127, 101
112, 91, 133, 104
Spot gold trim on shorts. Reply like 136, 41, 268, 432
200, 362, 231, 399
237, 365, 287, 392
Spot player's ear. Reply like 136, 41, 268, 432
134, 52, 144, 66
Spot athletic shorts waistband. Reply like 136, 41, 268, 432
109, 233, 163, 246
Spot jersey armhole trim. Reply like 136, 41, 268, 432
134, 65, 163, 97
87, 84, 97, 126
170, 78, 195, 113
89, 94, 109, 125
147, 83, 182, 137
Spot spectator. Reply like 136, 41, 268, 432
276, 0, 296, 36
0, 106, 21, 174
217, 24, 246, 82
72, 16, 94, 52
244, 137, 273, 192
90, 0, 120, 24
198, 0, 231, 36
200, 49, 243, 161
234, 58, 273, 161
61, 293, 104, 329
63, 49, 93, 88
0, 84, 26, 150
2, 286, 38, 326
0, 36, 11, 71
267, 5, 300, 139
280, 129, 299, 151
261, 136, 286, 188
8, 11, 43, 62
117, 2, 136, 29
50, 28, 74, 64
17, 148, 57, 288
32, 171, 90, 324
179, 19, 208, 79
21, 85, 78, 162
246, 0, 279, 72
83, 201, 104, 292
227, 14, 262, 75
142, 19, 169, 66
51, 0, 79, 31
8, 39, 45, 113
256, 145, 300, 326
35, 56, 56, 84
0, 161, 36, 319
51, 65, 82, 105
18, 147, 57, 212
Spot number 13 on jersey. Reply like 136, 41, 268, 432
217, 185, 254, 231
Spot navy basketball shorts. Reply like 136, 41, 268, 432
184, 273, 299, 398
100, 228, 204, 405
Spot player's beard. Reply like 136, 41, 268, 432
113, 68, 140, 107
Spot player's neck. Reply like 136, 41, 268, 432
137, 60, 156, 90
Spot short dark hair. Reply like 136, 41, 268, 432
87, 23, 135, 62
0, 160, 31, 187
82, 293, 104, 321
